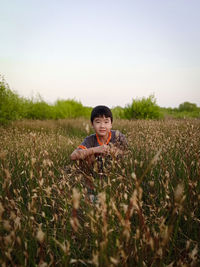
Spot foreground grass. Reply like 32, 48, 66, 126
0, 119, 200, 266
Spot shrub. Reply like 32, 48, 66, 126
178, 102, 198, 112
161, 105, 200, 119
24, 100, 54, 120
54, 99, 91, 119
124, 95, 163, 119
111, 106, 125, 119
0, 76, 92, 122
0, 76, 23, 124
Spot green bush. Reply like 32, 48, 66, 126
178, 101, 198, 112
111, 106, 125, 119
24, 100, 54, 120
0, 76, 23, 124
0, 76, 92, 122
54, 99, 91, 119
160, 106, 200, 119
1, 75, 199, 122
124, 95, 163, 119
172, 110, 200, 119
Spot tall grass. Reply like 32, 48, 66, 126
0, 118, 199, 266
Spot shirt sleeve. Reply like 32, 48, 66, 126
77, 136, 93, 150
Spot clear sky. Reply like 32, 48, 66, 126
1, 0, 200, 108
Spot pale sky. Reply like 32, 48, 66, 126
1, 0, 200, 108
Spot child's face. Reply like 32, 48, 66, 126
92, 116, 112, 137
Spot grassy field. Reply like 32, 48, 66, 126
0, 118, 200, 266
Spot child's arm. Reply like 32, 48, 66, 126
70, 145, 109, 161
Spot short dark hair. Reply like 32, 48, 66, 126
91, 105, 113, 123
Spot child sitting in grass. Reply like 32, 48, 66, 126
70, 106, 127, 203
70, 105, 128, 203
70, 105, 128, 164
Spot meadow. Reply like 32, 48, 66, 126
0, 118, 199, 266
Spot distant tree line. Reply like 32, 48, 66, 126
0, 75, 199, 124
159, 102, 200, 119
0, 76, 92, 124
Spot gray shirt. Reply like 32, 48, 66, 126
78, 130, 127, 150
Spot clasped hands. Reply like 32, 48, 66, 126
93, 144, 120, 158
71, 144, 122, 161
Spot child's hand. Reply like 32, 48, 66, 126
94, 145, 109, 154
109, 144, 124, 158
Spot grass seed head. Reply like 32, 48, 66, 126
0, 151, 7, 160
3, 220, 12, 231
174, 183, 185, 203
0, 202, 5, 219
72, 188, 81, 209
110, 256, 119, 265
36, 224, 45, 243
189, 245, 198, 262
